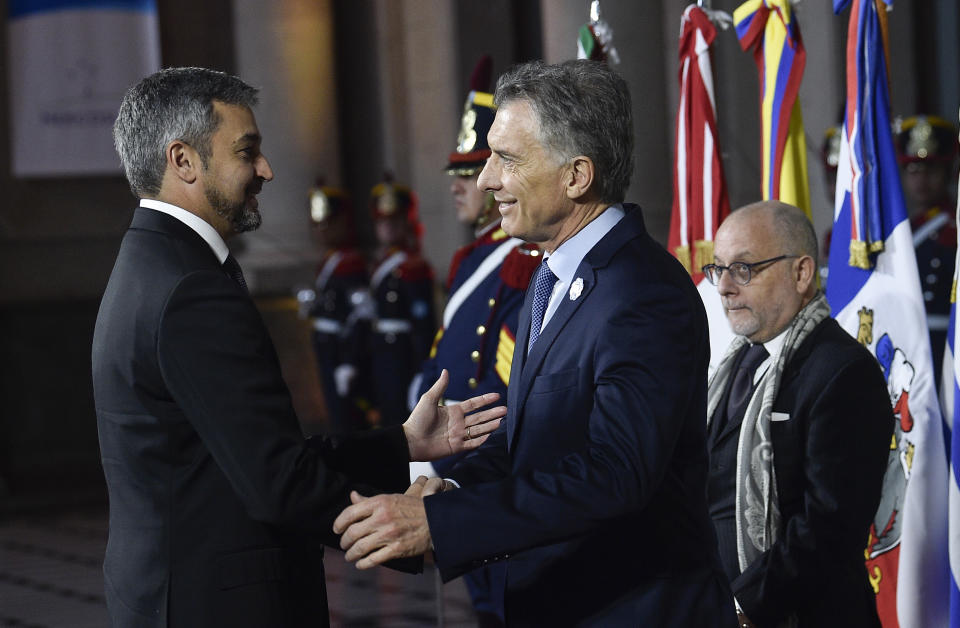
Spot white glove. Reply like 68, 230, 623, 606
334, 364, 357, 397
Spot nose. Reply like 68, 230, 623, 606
450, 178, 461, 196
256, 154, 274, 182
477, 157, 500, 194
716, 268, 738, 296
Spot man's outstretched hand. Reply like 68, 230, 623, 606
333, 478, 435, 569
403, 369, 506, 461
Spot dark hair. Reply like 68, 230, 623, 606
113, 67, 259, 198
494, 59, 634, 203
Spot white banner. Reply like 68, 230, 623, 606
7, 0, 160, 177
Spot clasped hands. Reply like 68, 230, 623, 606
333, 475, 451, 568
333, 370, 502, 569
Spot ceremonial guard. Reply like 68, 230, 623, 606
300, 184, 372, 434
895, 115, 959, 376
409, 57, 540, 628
368, 179, 437, 427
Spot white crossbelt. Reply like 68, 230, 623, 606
375, 319, 412, 334
315, 251, 344, 291
371, 251, 408, 291
312, 318, 342, 334
443, 238, 522, 328
912, 211, 951, 247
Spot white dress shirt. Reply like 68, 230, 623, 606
139, 198, 229, 263
752, 327, 789, 386
536, 204, 626, 335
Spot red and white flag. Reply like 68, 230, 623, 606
669, 4, 735, 370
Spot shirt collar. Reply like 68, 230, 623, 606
761, 326, 789, 360
748, 326, 790, 385
546, 204, 625, 285
139, 199, 230, 263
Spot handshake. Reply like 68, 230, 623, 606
334, 369, 503, 569
333, 475, 452, 569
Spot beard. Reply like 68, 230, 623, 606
206, 183, 262, 234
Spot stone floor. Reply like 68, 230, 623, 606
0, 506, 476, 627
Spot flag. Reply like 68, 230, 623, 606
7, 0, 160, 176
576, 0, 619, 65
945, 110, 960, 628
734, 0, 811, 217
827, 1, 949, 626
668, 4, 735, 371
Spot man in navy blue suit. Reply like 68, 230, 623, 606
334, 59, 737, 627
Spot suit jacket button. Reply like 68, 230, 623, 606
476, 325, 486, 336
471, 350, 480, 363
468, 378, 478, 389
488, 298, 496, 307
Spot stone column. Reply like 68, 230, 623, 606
231, 0, 341, 292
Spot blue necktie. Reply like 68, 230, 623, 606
223, 254, 249, 294
528, 261, 557, 352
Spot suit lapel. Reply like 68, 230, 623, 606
506, 204, 646, 451
509, 265, 596, 449
506, 266, 537, 451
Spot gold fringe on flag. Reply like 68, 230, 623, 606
848, 241, 870, 269
694, 240, 714, 272
848, 240, 885, 269
675, 245, 692, 275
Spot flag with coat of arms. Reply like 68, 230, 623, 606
826, 0, 949, 626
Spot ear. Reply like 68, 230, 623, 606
166, 140, 200, 184
794, 255, 816, 294
564, 155, 595, 200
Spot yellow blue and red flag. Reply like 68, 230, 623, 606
827, 1, 948, 626
733, 0, 811, 217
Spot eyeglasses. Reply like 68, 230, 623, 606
701, 255, 799, 286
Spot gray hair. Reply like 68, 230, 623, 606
113, 67, 259, 198
772, 203, 819, 262
493, 59, 634, 204
737, 200, 819, 261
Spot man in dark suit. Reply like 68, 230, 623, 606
333, 59, 738, 627
701, 200, 892, 627
92, 67, 504, 628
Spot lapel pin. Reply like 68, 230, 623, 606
569, 277, 584, 300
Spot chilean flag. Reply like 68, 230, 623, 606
827, 1, 949, 626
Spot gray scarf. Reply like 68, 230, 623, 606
707, 292, 831, 577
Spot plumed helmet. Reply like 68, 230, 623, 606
446, 55, 496, 177
894, 115, 959, 164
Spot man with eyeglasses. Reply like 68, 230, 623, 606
702, 200, 892, 628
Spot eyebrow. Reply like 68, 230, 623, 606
713, 250, 756, 264
233, 132, 261, 147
